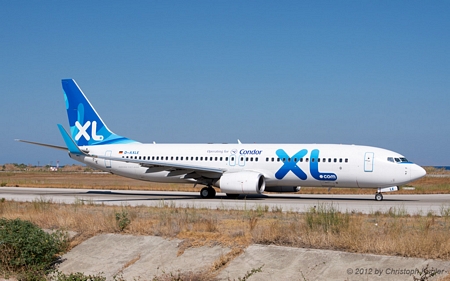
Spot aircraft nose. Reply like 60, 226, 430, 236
410, 165, 426, 180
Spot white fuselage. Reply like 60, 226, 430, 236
69, 143, 425, 189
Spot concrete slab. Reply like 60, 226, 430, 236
217, 244, 450, 281
58, 234, 450, 280
58, 234, 230, 280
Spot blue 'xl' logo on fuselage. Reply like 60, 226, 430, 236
275, 149, 308, 180
309, 149, 337, 180
275, 149, 338, 181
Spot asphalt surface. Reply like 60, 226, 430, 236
1, 187, 449, 215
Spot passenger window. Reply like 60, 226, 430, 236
266, 157, 269, 162
282, 158, 286, 162
205, 157, 207, 161
317, 158, 320, 162
334, 158, 337, 163
272, 157, 275, 162
250, 157, 253, 161
306, 158, 309, 162
300, 158, 303, 162
312, 158, 315, 162
255, 157, 258, 162
339, 158, 342, 163
328, 158, 331, 162
345, 158, 348, 163
227, 157, 229, 161
220, 157, 223, 161
215, 157, 218, 161
277, 158, 280, 162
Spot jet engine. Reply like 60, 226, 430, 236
216, 171, 265, 194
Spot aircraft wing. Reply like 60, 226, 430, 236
91, 154, 225, 181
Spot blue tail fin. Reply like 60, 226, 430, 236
62, 79, 138, 146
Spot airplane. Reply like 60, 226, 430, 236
17, 79, 426, 201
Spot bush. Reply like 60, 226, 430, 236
0, 218, 68, 280
115, 210, 131, 232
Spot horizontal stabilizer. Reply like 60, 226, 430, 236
15, 139, 67, 151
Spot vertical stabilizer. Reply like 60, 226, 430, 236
62, 79, 138, 146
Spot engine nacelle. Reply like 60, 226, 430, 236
216, 171, 265, 194
264, 186, 301, 193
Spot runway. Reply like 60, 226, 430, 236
1, 187, 449, 215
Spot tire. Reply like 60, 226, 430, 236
375, 193, 383, 201
208, 187, 216, 198
200, 187, 210, 199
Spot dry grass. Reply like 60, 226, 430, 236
1, 199, 450, 261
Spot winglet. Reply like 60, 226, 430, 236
57, 124, 84, 155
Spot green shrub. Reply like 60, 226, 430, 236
0, 218, 68, 280
115, 210, 131, 232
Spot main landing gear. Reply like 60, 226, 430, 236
200, 186, 216, 199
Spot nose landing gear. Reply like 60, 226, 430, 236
374, 186, 398, 201
375, 192, 383, 201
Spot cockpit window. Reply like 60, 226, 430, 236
389, 157, 410, 163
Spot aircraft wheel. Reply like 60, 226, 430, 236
208, 187, 216, 198
226, 193, 240, 199
375, 192, 383, 201
200, 187, 210, 199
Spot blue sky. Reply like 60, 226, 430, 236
1, 1, 449, 166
